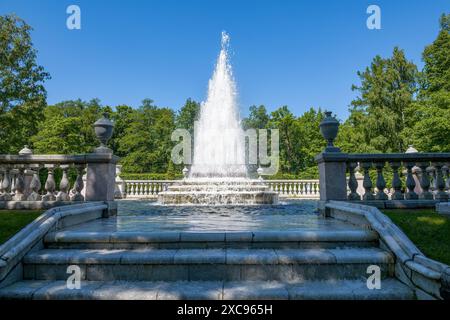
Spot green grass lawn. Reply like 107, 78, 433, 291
382, 209, 450, 265
0, 210, 43, 245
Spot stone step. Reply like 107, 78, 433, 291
44, 230, 379, 249
23, 248, 394, 282
0, 279, 414, 300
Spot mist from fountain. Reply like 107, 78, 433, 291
189, 31, 247, 179
158, 32, 278, 205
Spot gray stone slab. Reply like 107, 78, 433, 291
174, 249, 225, 264
120, 249, 176, 264
46, 231, 111, 243
33, 280, 104, 300
225, 232, 253, 242
0, 280, 51, 300
151, 265, 189, 281
226, 249, 278, 264
275, 249, 336, 264
34, 264, 87, 280
86, 265, 153, 281
111, 232, 180, 243
156, 281, 223, 300
329, 248, 393, 264
92, 281, 160, 300
180, 232, 225, 242
223, 281, 289, 300
25, 249, 124, 264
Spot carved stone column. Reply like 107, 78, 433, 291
56, 165, 70, 201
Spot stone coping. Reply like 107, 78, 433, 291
0, 201, 83, 210
324, 200, 450, 300
0, 153, 119, 164
0, 279, 414, 300
44, 229, 378, 244
436, 202, 450, 217
23, 247, 393, 265
315, 151, 450, 163
0, 202, 109, 287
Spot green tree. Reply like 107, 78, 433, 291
31, 99, 106, 154
242, 105, 269, 130
0, 14, 50, 153
118, 99, 175, 173
344, 47, 418, 153
411, 14, 450, 152
175, 98, 200, 131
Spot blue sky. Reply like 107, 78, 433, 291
0, 0, 448, 120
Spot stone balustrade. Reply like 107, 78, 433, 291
265, 180, 320, 198
123, 180, 172, 199
345, 153, 450, 202
120, 179, 320, 199
0, 153, 119, 209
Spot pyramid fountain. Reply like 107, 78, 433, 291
158, 32, 278, 205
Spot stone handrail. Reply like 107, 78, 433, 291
120, 179, 321, 199
346, 153, 450, 202
0, 152, 119, 208
316, 151, 450, 203
324, 201, 450, 299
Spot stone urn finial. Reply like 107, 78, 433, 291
319, 111, 340, 152
19, 145, 33, 155
94, 112, 114, 153
257, 166, 264, 180
182, 166, 189, 179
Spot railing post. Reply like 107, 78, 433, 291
315, 152, 348, 201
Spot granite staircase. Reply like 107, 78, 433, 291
0, 229, 414, 299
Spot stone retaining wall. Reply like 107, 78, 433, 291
321, 200, 450, 300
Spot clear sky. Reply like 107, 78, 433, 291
0, 0, 448, 119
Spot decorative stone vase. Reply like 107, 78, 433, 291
94, 113, 114, 153
319, 111, 340, 152
182, 167, 189, 179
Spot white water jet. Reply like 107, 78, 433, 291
189, 31, 247, 178
158, 32, 278, 205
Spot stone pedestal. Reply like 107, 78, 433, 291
315, 152, 348, 201
85, 162, 116, 202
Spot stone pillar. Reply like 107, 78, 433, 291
315, 152, 349, 202
85, 159, 117, 202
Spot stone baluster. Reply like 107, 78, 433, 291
432, 162, 449, 201
10, 171, 16, 197
427, 166, 437, 192
70, 165, 85, 201
361, 162, 375, 201
404, 161, 418, 200
389, 162, 403, 200
42, 165, 56, 201
443, 165, 450, 192
27, 166, 42, 201
13, 166, 27, 201
374, 161, 388, 200
0, 166, 12, 201
347, 162, 360, 200
417, 162, 433, 200
56, 165, 70, 201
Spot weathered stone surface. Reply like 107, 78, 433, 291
226, 249, 278, 264
223, 281, 289, 300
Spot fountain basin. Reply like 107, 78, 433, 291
158, 180, 278, 205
